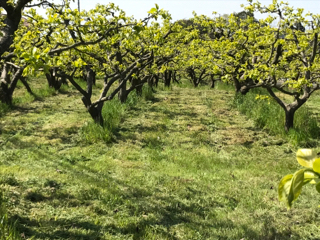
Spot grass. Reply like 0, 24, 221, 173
79, 85, 153, 143
0, 192, 20, 240
1, 78, 320, 239
231, 87, 320, 147
0, 102, 11, 118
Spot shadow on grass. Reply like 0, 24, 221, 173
3, 138, 300, 240
6, 148, 299, 240
1, 96, 303, 240
12, 192, 297, 240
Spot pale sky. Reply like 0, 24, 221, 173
34, 0, 320, 21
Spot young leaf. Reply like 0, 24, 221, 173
296, 149, 316, 168
290, 169, 306, 201
313, 158, 320, 173
279, 169, 306, 208
278, 174, 293, 206
32, 47, 37, 56
304, 170, 320, 184
148, 8, 157, 15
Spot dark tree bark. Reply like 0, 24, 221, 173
46, 68, 60, 90
45, 68, 68, 90
132, 77, 142, 96
164, 70, 172, 87
87, 104, 104, 126
210, 74, 216, 88
19, 76, 34, 95
0, 84, 11, 104
284, 109, 295, 132
153, 74, 159, 87
233, 76, 242, 93
0, 63, 24, 104
0, 0, 34, 58
118, 79, 127, 103
266, 87, 308, 132
78, 68, 104, 126
187, 67, 208, 87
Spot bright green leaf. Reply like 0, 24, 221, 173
279, 169, 306, 208
313, 158, 320, 173
289, 169, 305, 206
278, 174, 293, 206
148, 8, 157, 15
304, 170, 320, 184
296, 149, 316, 168
32, 47, 37, 56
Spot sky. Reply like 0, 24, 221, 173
35, 0, 320, 21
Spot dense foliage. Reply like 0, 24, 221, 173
1, 0, 320, 132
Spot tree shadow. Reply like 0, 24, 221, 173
3, 140, 303, 240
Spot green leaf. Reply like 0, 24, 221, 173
313, 158, 320, 173
133, 25, 143, 34
289, 169, 306, 207
279, 169, 306, 208
32, 47, 37, 56
278, 174, 293, 205
296, 149, 316, 168
21, 52, 30, 59
304, 170, 320, 184
148, 8, 157, 15
292, 169, 306, 194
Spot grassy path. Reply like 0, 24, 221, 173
0, 84, 320, 239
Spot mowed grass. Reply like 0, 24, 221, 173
1, 79, 320, 239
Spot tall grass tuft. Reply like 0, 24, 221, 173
142, 85, 155, 101
0, 102, 11, 117
232, 88, 320, 146
80, 91, 139, 143
0, 192, 20, 240
34, 85, 58, 98
214, 81, 235, 91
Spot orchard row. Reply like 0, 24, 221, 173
1, 0, 320, 131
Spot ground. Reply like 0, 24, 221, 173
0, 80, 320, 239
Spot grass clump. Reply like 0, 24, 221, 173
80, 92, 139, 143
0, 102, 11, 118
0, 192, 20, 240
142, 85, 155, 101
232, 88, 320, 146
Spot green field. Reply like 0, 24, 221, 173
1, 79, 320, 239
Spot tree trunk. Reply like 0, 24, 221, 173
284, 109, 295, 132
266, 87, 308, 132
154, 74, 159, 87
164, 70, 172, 87
0, 9, 23, 57
210, 75, 215, 88
46, 68, 61, 90
233, 77, 242, 93
118, 79, 127, 103
0, 64, 24, 105
172, 71, 180, 84
19, 76, 34, 95
135, 79, 143, 96
85, 66, 95, 97
0, 86, 12, 105
88, 105, 104, 126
